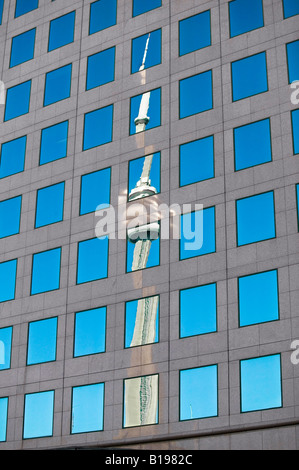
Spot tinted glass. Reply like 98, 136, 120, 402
130, 88, 161, 135
4, 80, 31, 121
71, 383, 104, 434
23, 391, 54, 439
180, 284, 217, 338
86, 47, 115, 90
127, 226, 160, 272
123, 374, 159, 427
31, 248, 61, 295
180, 207, 216, 260
44, 64, 72, 106
286, 40, 299, 84
74, 307, 106, 357
27, 317, 57, 365
0, 398, 8, 442
0, 259, 17, 303
133, 0, 161, 17
48, 11, 75, 51
89, 0, 117, 35
35, 182, 65, 228
0, 136, 26, 179
77, 237, 108, 284
179, 11, 211, 56
234, 118, 272, 171
0, 0, 3, 25
229, 0, 264, 37
15, 0, 38, 18
292, 109, 299, 155
283, 0, 299, 18
83, 105, 113, 150
297, 184, 299, 228
80, 168, 111, 215
0, 327, 13, 371
0, 196, 22, 238
180, 136, 214, 186
128, 152, 160, 200
179, 71, 213, 119
40, 121, 68, 165
10, 28, 36, 67
131, 29, 161, 73
231, 52, 268, 101
125, 296, 159, 348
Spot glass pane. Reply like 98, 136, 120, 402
236, 191, 276, 246
74, 307, 106, 357
0, 327, 13, 370
15, 0, 38, 18
77, 237, 108, 284
231, 52, 268, 101
23, 391, 54, 439
44, 64, 72, 106
126, 224, 160, 272
130, 88, 161, 135
283, 0, 299, 18
180, 207, 216, 260
180, 365, 218, 420
0, 196, 22, 238
240, 354, 282, 412
234, 118, 272, 171
0, 135, 26, 179
35, 182, 65, 228
71, 383, 104, 434
31, 248, 61, 295
27, 317, 57, 365
48, 11, 76, 51
83, 105, 113, 150
180, 284, 217, 338
297, 184, 299, 229
131, 29, 161, 74
229, 0, 264, 37
86, 47, 115, 90
80, 168, 111, 215
179, 71, 213, 119
179, 11, 211, 56
128, 152, 160, 201
0, 398, 8, 442
10, 28, 36, 67
286, 40, 299, 84
89, 0, 117, 35
0, 259, 17, 303
292, 109, 299, 155
4, 80, 31, 121
180, 136, 214, 186
0, 0, 3, 25
40, 121, 68, 165
133, 0, 161, 17
239, 270, 279, 327
125, 296, 159, 348
123, 374, 158, 427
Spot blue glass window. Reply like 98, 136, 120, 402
0, 327, 13, 371
27, 317, 57, 365
48, 11, 76, 52
236, 191, 276, 246
0, 196, 22, 238
123, 374, 159, 427
89, 0, 117, 35
180, 284, 217, 338
4, 80, 31, 121
240, 354, 282, 412
292, 109, 299, 155
283, 0, 299, 18
234, 118, 272, 171
15, 0, 38, 18
286, 40, 299, 84
35, 182, 65, 228
125, 296, 159, 348
0, 136, 26, 179
126, 225, 160, 272
180, 207, 216, 260
229, 0, 264, 38
179, 71, 213, 119
77, 237, 108, 284
23, 391, 54, 439
297, 184, 299, 230
83, 105, 113, 150
131, 29, 161, 74
179, 10, 211, 56
40, 121, 68, 165
180, 365, 218, 420
130, 88, 161, 135
133, 0, 161, 17
86, 47, 115, 90
239, 270, 279, 327
0, 0, 3, 25
180, 136, 214, 186
0, 398, 8, 442
71, 383, 104, 434
44, 64, 72, 106
0, 259, 17, 303
80, 168, 111, 216
10, 28, 36, 68
74, 307, 106, 357
128, 152, 160, 200
31, 248, 61, 295
231, 52, 268, 101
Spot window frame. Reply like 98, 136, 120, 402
26, 317, 58, 366
10, 27, 36, 68
231, 51, 268, 102
131, 28, 162, 74
228, 0, 264, 38
34, 181, 65, 229
86, 46, 116, 91
4, 80, 31, 121
0, 397, 9, 443
83, 104, 114, 151
179, 135, 215, 187
39, 120, 69, 166
122, 373, 159, 428
127, 151, 161, 203
0, 259, 18, 303
70, 382, 105, 434
43, 63, 72, 107
89, 0, 117, 35
179, 70, 213, 119
48, 10, 76, 52
22, 390, 55, 440
124, 294, 160, 349
0, 135, 27, 179
0, 195, 22, 239
30, 247, 62, 296
126, 221, 161, 273
129, 87, 161, 135
179, 9, 212, 57
76, 236, 109, 285
73, 306, 107, 358
79, 166, 111, 216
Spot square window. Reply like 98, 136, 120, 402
15, 0, 38, 18
0, 398, 8, 442
86, 47, 115, 90
126, 222, 160, 272
80, 168, 111, 216
0, 0, 3, 25
4, 80, 31, 121
231, 52, 268, 101
27, 317, 57, 365
297, 184, 299, 230
83, 105, 113, 150
44, 64, 72, 107
74, 307, 106, 357
77, 237, 108, 284
131, 29, 161, 74
180, 207, 216, 260
180, 365, 218, 421
133, 0, 161, 17
0, 326, 13, 371
286, 40, 299, 84
292, 109, 299, 155
239, 270, 279, 327
40, 121, 68, 165
130, 88, 161, 135
236, 191, 276, 246
179, 10, 211, 56
229, 0, 264, 38
0, 196, 22, 238
23, 390, 54, 439
125, 295, 159, 348
10, 28, 36, 68
35, 182, 65, 228
123, 374, 159, 427
180, 284, 217, 338
0, 259, 17, 303
179, 71, 213, 119
283, 0, 299, 18
48, 11, 76, 52
234, 118, 272, 171
0, 135, 26, 179
240, 354, 282, 412
71, 383, 104, 434
31, 248, 61, 295
180, 136, 214, 187
89, 0, 117, 35
128, 152, 160, 201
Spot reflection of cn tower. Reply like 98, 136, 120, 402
125, 34, 159, 428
